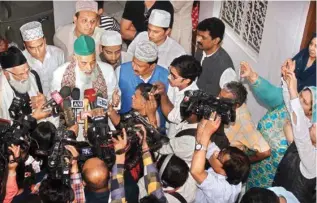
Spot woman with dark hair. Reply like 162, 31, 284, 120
292, 33, 316, 91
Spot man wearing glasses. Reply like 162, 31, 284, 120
0, 46, 46, 120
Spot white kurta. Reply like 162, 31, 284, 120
23, 45, 65, 95
0, 71, 39, 120
127, 31, 187, 69
170, 0, 193, 54
53, 24, 104, 61
167, 82, 199, 138
50, 61, 120, 141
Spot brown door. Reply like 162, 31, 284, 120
300, 1, 316, 49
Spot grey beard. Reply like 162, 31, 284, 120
78, 66, 98, 85
8, 73, 31, 94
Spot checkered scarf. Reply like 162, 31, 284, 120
61, 59, 108, 98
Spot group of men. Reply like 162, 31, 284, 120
0, 1, 280, 203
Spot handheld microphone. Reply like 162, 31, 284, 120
42, 86, 72, 109
70, 88, 82, 119
96, 92, 108, 110
84, 88, 97, 109
63, 99, 76, 127
83, 98, 89, 134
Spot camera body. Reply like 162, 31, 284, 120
180, 90, 236, 125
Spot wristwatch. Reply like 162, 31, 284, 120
195, 143, 207, 151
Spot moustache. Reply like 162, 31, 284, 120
197, 42, 203, 46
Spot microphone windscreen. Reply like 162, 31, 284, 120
71, 88, 80, 100
63, 99, 71, 109
84, 88, 97, 103
96, 92, 103, 98
60, 86, 72, 98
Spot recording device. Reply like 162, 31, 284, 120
8, 97, 27, 120
0, 115, 37, 175
63, 99, 76, 127
180, 90, 236, 125
87, 110, 169, 169
42, 86, 71, 110
47, 126, 92, 185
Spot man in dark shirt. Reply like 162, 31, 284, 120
120, 0, 174, 42
195, 17, 237, 96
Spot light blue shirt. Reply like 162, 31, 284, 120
268, 187, 300, 203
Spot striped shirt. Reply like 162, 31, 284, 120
100, 15, 120, 32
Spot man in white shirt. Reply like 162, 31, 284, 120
195, 17, 237, 96
99, 30, 132, 70
191, 118, 250, 203
127, 9, 186, 69
50, 35, 119, 141
53, 0, 104, 61
20, 21, 64, 95
153, 55, 201, 138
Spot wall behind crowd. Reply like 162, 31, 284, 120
199, 1, 310, 123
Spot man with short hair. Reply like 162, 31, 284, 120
50, 35, 118, 140
100, 30, 132, 69
53, 0, 104, 60
127, 9, 186, 69
21, 21, 65, 95
0, 47, 48, 120
195, 17, 237, 96
219, 81, 271, 163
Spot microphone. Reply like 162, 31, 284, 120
63, 99, 76, 127
84, 88, 97, 109
42, 86, 72, 110
83, 98, 89, 134
96, 92, 108, 110
70, 88, 82, 119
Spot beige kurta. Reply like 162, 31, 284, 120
53, 24, 104, 61
170, 0, 193, 54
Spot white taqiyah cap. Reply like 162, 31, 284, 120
20, 21, 44, 42
149, 9, 171, 28
134, 40, 158, 63
100, 31, 122, 46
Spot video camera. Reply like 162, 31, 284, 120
180, 90, 236, 125
87, 111, 169, 169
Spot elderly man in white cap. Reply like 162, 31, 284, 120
99, 30, 132, 69
127, 9, 186, 69
53, 0, 105, 61
21, 21, 65, 95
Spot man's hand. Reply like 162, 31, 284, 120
32, 106, 51, 120
111, 89, 120, 108
240, 61, 258, 84
8, 144, 20, 172
152, 82, 166, 96
135, 124, 149, 151
196, 113, 221, 143
285, 70, 298, 99
67, 123, 79, 137
145, 94, 158, 119
30, 92, 46, 109
65, 145, 79, 174
112, 128, 128, 152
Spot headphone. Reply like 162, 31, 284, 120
158, 154, 173, 188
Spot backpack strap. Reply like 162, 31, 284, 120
31, 70, 43, 94
175, 128, 197, 138
169, 192, 187, 203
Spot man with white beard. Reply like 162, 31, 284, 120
0, 46, 47, 120
50, 35, 119, 141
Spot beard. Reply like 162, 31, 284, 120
77, 63, 98, 86
8, 73, 31, 94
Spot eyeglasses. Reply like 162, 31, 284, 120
5, 66, 31, 78
168, 72, 184, 81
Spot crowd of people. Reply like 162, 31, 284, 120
0, 1, 316, 203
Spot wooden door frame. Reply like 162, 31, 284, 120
300, 1, 316, 49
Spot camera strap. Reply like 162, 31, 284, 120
175, 128, 197, 138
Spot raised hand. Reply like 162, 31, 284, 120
197, 112, 222, 142
240, 61, 258, 84
152, 82, 166, 96
111, 89, 120, 108
30, 92, 46, 109
8, 144, 20, 171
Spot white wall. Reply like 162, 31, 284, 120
53, 1, 76, 29
199, 1, 310, 123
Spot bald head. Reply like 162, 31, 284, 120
82, 158, 109, 192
